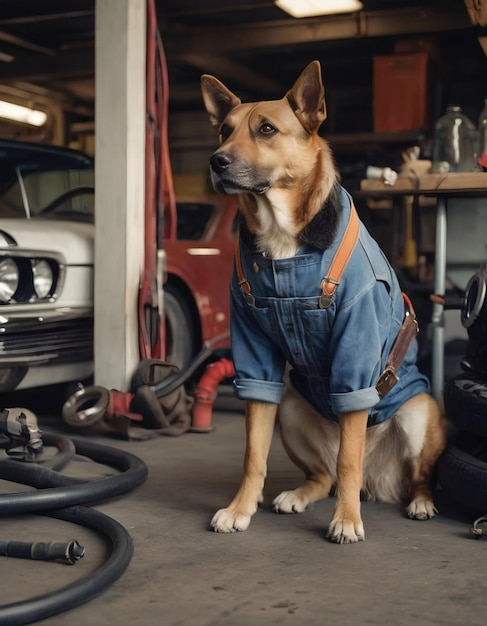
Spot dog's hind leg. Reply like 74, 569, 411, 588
273, 470, 334, 514
273, 385, 337, 514
396, 393, 447, 520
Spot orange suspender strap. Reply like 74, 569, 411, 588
235, 234, 255, 305
319, 203, 360, 308
235, 202, 361, 308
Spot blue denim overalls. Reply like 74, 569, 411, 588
230, 185, 430, 427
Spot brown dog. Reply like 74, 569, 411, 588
201, 61, 447, 544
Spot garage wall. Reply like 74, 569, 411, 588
168, 110, 218, 175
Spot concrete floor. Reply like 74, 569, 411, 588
1, 385, 486, 626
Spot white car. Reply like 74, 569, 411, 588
0, 139, 95, 392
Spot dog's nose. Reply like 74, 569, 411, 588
210, 152, 232, 173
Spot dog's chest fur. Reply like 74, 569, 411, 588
239, 184, 341, 259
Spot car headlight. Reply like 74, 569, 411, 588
32, 259, 54, 299
0, 258, 19, 303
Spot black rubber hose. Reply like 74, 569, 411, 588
151, 345, 214, 396
0, 505, 134, 626
151, 331, 230, 397
0, 433, 148, 624
36, 432, 77, 471
0, 433, 148, 514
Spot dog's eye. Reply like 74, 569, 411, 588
259, 122, 276, 135
219, 124, 232, 142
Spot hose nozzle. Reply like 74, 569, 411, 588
0, 539, 85, 565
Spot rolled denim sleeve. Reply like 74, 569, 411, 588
234, 378, 285, 404
331, 386, 381, 414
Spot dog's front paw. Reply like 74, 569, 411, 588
210, 507, 253, 533
406, 498, 438, 521
326, 518, 365, 544
273, 490, 308, 513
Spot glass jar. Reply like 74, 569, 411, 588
433, 105, 477, 172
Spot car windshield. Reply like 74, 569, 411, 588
176, 202, 215, 240
0, 142, 94, 220
0, 143, 220, 239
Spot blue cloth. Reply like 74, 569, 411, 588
230, 185, 430, 427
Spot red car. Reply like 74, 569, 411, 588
164, 174, 237, 367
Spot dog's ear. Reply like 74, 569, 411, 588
285, 60, 327, 134
201, 75, 241, 129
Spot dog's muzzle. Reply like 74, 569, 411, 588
209, 151, 271, 195
209, 152, 239, 194
210, 152, 232, 174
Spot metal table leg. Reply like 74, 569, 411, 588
431, 197, 447, 399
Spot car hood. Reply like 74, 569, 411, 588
0, 219, 94, 264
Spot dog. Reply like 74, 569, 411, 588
200, 60, 447, 544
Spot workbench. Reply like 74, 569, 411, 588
359, 172, 487, 398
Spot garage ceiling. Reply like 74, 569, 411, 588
0, 0, 485, 141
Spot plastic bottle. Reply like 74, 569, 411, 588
433, 105, 477, 172
478, 98, 487, 170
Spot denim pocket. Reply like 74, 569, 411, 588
248, 300, 278, 336
301, 308, 332, 375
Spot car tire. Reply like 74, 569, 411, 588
444, 374, 487, 438
437, 431, 487, 514
164, 286, 194, 370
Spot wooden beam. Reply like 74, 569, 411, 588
164, 7, 472, 57
0, 48, 94, 82
178, 53, 284, 93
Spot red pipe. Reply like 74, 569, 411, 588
191, 358, 235, 433
105, 390, 143, 438
107, 390, 141, 422
139, 0, 176, 360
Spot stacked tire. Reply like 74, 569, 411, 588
436, 262, 487, 514
437, 374, 487, 513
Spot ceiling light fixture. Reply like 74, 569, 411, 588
0, 100, 47, 126
275, 0, 363, 18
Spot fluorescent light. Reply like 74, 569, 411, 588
275, 0, 363, 18
0, 100, 47, 126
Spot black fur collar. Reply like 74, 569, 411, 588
238, 182, 341, 253
299, 183, 340, 250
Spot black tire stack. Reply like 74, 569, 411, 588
436, 262, 487, 515
437, 375, 487, 513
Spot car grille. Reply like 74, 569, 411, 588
0, 318, 93, 365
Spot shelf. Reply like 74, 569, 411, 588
359, 172, 487, 196
326, 130, 429, 151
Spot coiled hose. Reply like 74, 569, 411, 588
0, 432, 148, 626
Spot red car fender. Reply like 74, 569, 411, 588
164, 238, 234, 345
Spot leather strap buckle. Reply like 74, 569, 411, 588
375, 293, 419, 399
376, 368, 398, 399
